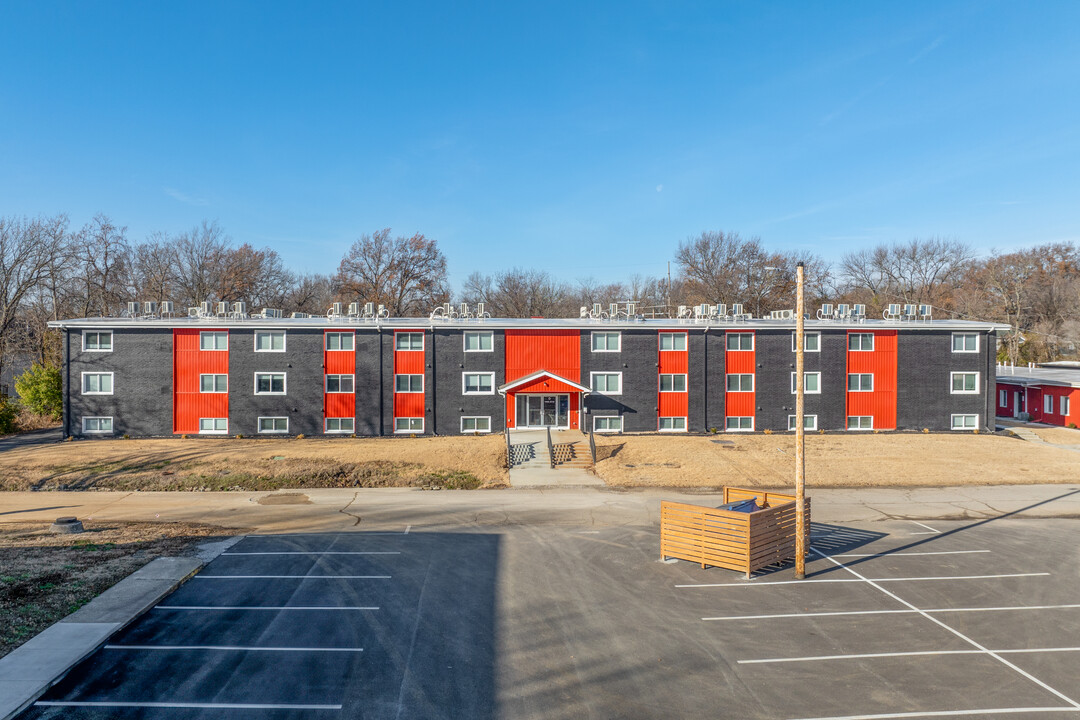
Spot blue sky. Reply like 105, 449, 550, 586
2, 1, 1078, 288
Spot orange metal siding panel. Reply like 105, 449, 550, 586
658, 350, 688, 374
1069, 389, 1080, 427
570, 392, 579, 430
394, 393, 425, 417
173, 329, 228, 434
509, 377, 582, 394
504, 330, 580, 382
659, 392, 689, 416
325, 393, 355, 418
394, 351, 425, 374
506, 394, 516, 429
846, 330, 896, 429
726, 392, 755, 416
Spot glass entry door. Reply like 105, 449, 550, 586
516, 394, 569, 428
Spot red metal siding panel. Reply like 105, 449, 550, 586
659, 392, 689, 416
846, 330, 897, 429
324, 331, 356, 424
394, 393, 425, 417
325, 393, 355, 418
658, 350, 688, 374
173, 329, 228, 434
1069, 389, 1080, 427
504, 330, 580, 382
725, 332, 755, 423
394, 351, 425, 375
996, 382, 1020, 415
510, 377, 582, 394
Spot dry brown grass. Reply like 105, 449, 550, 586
0, 435, 508, 491
1029, 426, 1080, 447
594, 432, 1080, 488
0, 521, 225, 658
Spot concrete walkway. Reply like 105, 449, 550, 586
507, 430, 603, 487
997, 418, 1080, 454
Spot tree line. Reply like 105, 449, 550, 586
2, 213, 1078, 383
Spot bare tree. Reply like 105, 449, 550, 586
128, 233, 178, 305
840, 237, 974, 314
335, 229, 449, 315
215, 243, 293, 309
284, 273, 335, 315
173, 221, 230, 308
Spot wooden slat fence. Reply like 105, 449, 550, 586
660, 488, 811, 578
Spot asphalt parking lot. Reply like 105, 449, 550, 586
17, 499, 1080, 719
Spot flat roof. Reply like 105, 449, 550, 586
48, 315, 1010, 332
995, 365, 1080, 388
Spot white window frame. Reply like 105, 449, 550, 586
82, 330, 113, 352
258, 416, 289, 434
951, 414, 978, 430
791, 372, 821, 394
726, 332, 753, 351
725, 416, 753, 432
659, 333, 687, 351
590, 371, 623, 395
950, 372, 979, 395
591, 332, 621, 353
326, 374, 355, 393
593, 415, 623, 433
81, 416, 113, 434
395, 374, 424, 393
199, 373, 228, 393
791, 332, 820, 352
848, 373, 874, 392
325, 417, 355, 434
659, 373, 687, 393
199, 418, 228, 434
462, 372, 495, 395
254, 330, 286, 352
81, 372, 114, 395
325, 332, 355, 351
1044, 395, 1054, 414
395, 417, 424, 434
254, 372, 287, 395
726, 373, 754, 392
848, 333, 874, 351
788, 414, 818, 431
659, 416, 688, 432
463, 331, 494, 353
200, 331, 228, 351
395, 332, 424, 351
951, 333, 979, 353
847, 416, 873, 431
460, 416, 492, 434
1062, 396, 1071, 417
999, 389, 1007, 406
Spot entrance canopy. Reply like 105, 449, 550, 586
497, 370, 591, 396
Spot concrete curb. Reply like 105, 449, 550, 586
0, 535, 242, 720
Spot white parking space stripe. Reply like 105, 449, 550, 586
705, 604, 1080, 621
223, 551, 401, 555
908, 521, 941, 534
829, 557, 989, 561
741, 647, 1080, 665
811, 548, 1080, 711
195, 575, 392, 579
786, 707, 1079, 719
104, 645, 364, 652
155, 605, 379, 611
680, 572, 1048, 588
35, 701, 343, 710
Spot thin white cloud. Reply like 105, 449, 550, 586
163, 187, 209, 206
908, 35, 946, 65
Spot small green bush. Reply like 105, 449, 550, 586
0, 397, 18, 434
15, 363, 62, 421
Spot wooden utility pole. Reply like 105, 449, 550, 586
794, 262, 807, 579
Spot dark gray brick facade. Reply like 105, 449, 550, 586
58, 320, 1004, 437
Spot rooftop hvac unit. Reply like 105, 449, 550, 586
347, 302, 359, 316
291, 312, 309, 319
716, 304, 727, 318
884, 303, 901, 320
836, 303, 851, 319
331, 302, 343, 316
902, 303, 916, 318
626, 302, 636, 317
731, 303, 744, 316
608, 303, 618, 318
852, 304, 866, 321
216, 301, 229, 316
142, 301, 158, 315
160, 301, 175, 316
580, 306, 589, 318
233, 301, 246, 315
817, 303, 834, 319
187, 307, 200, 318
460, 303, 469, 317
377, 304, 388, 318
593, 303, 603, 317
476, 302, 488, 318
363, 302, 374, 317
918, 304, 932, 320
200, 301, 212, 316
127, 301, 140, 316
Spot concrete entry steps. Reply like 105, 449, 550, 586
507, 430, 603, 487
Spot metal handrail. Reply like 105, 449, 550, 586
504, 426, 512, 468
588, 426, 597, 468
546, 426, 554, 469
